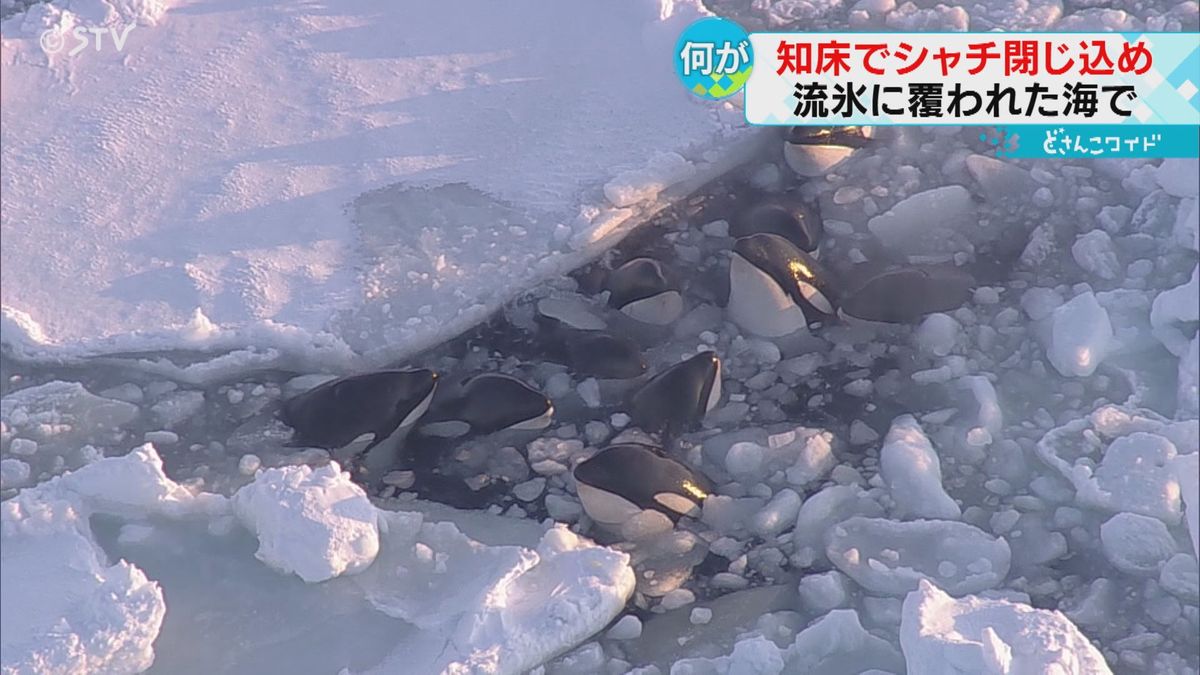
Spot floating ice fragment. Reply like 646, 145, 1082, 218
1172, 452, 1199, 559
880, 415, 961, 521
914, 313, 960, 356
1035, 407, 1189, 525
866, 186, 975, 263
751, 489, 802, 538
1156, 158, 1200, 198
826, 517, 1009, 595
1072, 230, 1122, 280
232, 462, 379, 583
1150, 265, 1199, 357
901, 580, 1110, 675
1100, 512, 1177, 577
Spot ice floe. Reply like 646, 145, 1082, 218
901, 580, 1111, 675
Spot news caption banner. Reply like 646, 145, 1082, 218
673, 21, 1200, 159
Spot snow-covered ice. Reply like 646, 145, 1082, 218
358, 523, 634, 674
750, 488, 801, 538
1, 380, 139, 457
1099, 512, 1178, 577
1046, 291, 1114, 378
826, 517, 1011, 596
0, 0, 763, 374
231, 462, 379, 583
879, 414, 961, 521
1036, 405, 1193, 525
901, 580, 1111, 675
0, 443, 635, 673
1, 491, 165, 674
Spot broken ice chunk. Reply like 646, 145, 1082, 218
793, 485, 884, 567
232, 462, 379, 583
913, 313, 960, 357
1072, 230, 1121, 280
958, 375, 1002, 435
603, 152, 696, 208
1172, 452, 1199, 559
901, 580, 1111, 675
787, 608, 905, 673
965, 154, 1035, 200
751, 489, 802, 538
1035, 408, 1189, 525
0, 458, 31, 490
1, 492, 166, 674
0, 381, 139, 456
1150, 265, 1199, 357
826, 517, 1010, 596
1179, 336, 1199, 419
880, 415, 961, 521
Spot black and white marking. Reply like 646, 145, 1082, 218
727, 233, 838, 338
420, 372, 554, 438
605, 257, 684, 326
573, 443, 713, 526
279, 369, 437, 454
629, 350, 722, 437
732, 195, 824, 255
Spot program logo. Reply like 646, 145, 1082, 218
674, 17, 753, 101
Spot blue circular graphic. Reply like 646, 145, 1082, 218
674, 17, 753, 100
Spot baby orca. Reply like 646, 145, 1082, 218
605, 257, 683, 326
732, 195, 824, 255
629, 351, 721, 437
728, 233, 838, 338
420, 372, 553, 438
840, 264, 974, 324
565, 331, 648, 379
784, 125, 875, 177
279, 369, 437, 453
573, 443, 713, 526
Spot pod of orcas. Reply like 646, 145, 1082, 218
277, 125, 977, 520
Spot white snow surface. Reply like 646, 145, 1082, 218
1035, 404, 1197, 526
231, 463, 379, 583
900, 579, 1111, 675
0, 445, 635, 674
0, 0, 761, 373
879, 414, 961, 521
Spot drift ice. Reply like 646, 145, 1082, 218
279, 369, 437, 454
573, 443, 713, 526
